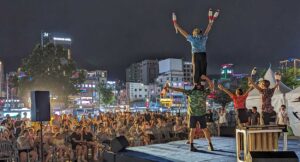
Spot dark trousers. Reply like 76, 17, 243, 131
192, 53, 207, 84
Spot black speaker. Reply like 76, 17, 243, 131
111, 136, 129, 153
249, 151, 299, 162
31, 91, 50, 121
220, 126, 235, 137
103, 151, 116, 162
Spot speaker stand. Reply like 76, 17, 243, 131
39, 121, 43, 162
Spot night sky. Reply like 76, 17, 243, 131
1, 0, 300, 80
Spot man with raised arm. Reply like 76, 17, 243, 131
248, 78, 280, 125
164, 75, 214, 151
173, 9, 219, 85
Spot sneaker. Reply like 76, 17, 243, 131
208, 142, 214, 151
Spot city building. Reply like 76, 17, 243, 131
73, 70, 107, 108
126, 82, 161, 102
156, 58, 190, 108
156, 58, 184, 85
183, 61, 193, 83
221, 63, 234, 80
86, 70, 107, 84
141, 60, 159, 84
126, 62, 142, 82
41, 32, 72, 59
126, 59, 159, 85
0, 60, 3, 97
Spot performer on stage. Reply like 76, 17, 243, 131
218, 84, 253, 127
164, 75, 214, 151
248, 78, 280, 125
173, 9, 219, 84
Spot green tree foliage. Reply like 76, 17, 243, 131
97, 83, 115, 106
281, 67, 300, 89
18, 43, 85, 106
214, 90, 232, 107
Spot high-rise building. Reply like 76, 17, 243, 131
156, 58, 184, 85
156, 58, 190, 108
126, 62, 142, 83
41, 32, 72, 59
141, 60, 159, 84
0, 60, 3, 97
183, 61, 193, 83
126, 59, 159, 84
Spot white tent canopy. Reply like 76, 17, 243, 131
246, 67, 292, 112
286, 86, 300, 136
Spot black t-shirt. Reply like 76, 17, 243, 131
70, 132, 81, 146
83, 132, 93, 142
144, 114, 151, 122
206, 113, 214, 122
250, 112, 260, 125
15, 120, 23, 128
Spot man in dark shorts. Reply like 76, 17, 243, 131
174, 9, 219, 84
165, 75, 214, 151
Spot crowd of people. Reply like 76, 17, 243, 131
0, 106, 290, 162
0, 111, 195, 162
0, 77, 292, 161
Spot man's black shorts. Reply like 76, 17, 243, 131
189, 115, 207, 129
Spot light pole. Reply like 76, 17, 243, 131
0, 61, 2, 97
6, 73, 9, 100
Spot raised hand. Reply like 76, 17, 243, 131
218, 84, 224, 90
208, 8, 213, 23
172, 12, 178, 33
213, 9, 220, 22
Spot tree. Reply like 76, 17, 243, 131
214, 90, 232, 107
18, 43, 85, 107
281, 67, 300, 89
97, 83, 115, 106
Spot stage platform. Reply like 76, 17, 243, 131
125, 137, 300, 162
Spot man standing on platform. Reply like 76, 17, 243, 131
164, 75, 214, 151
248, 78, 280, 125
173, 9, 219, 84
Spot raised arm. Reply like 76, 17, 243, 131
165, 83, 185, 93
174, 22, 189, 38
218, 84, 233, 98
201, 75, 214, 91
248, 77, 263, 92
203, 22, 213, 36
244, 86, 254, 96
